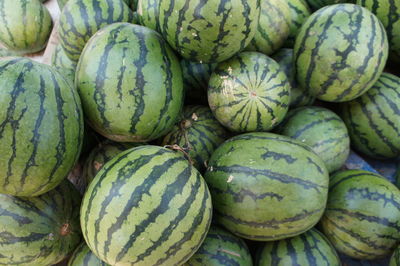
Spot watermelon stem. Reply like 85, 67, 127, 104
164, 144, 194, 165
60, 223, 71, 236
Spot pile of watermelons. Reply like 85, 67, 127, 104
0, 0, 399, 265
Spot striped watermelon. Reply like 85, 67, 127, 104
68, 242, 109, 266
138, 0, 260, 63
204, 132, 329, 241
255, 228, 340, 265
306, 0, 351, 10
208, 51, 290, 133
81, 145, 212, 265
0, 58, 83, 196
246, 0, 292, 55
0, 0, 53, 54
184, 225, 252, 266
357, 0, 400, 62
76, 23, 183, 142
321, 169, 400, 260
276, 106, 350, 173
294, 4, 389, 102
391, 245, 400, 266
59, 0, 134, 62
285, 0, 312, 47
161, 105, 229, 172
0, 180, 81, 265
272, 48, 315, 108
51, 44, 77, 85
340, 72, 400, 159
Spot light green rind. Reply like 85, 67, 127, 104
51, 44, 77, 86
68, 242, 109, 266
284, 0, 312, 47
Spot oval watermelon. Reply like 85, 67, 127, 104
76, 23, 183, 142
204, 132, 329, 241
81, 145, 212, 265
68, 242, 109, 266
321, 169, 400, 260
51, 44, 77, 86
294, 4, 388, 102
285, 0, 312, 48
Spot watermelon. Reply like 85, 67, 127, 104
81, 145, 212, 265
161, 105, 229, 172
391, 245, 400, 266
357, 0, 400, 62
0, 0, 53, 54
321, 169, 400, 260
255, 228, 340, 265
208, 51, 290, 133
184, 225, 252, 266
285, 0, 312, 48
59, 0, 134, 62
272, 48, 315, 108
306, 0, 352, 10
76, 23, 183, 142
0, 180, 81, 265
0, 58, 83, 196
294, 4, 389, 102
51, 44, 77, 85
340, 72, 400, 159
276, 106, 350, 173
246, 0, 292, 55
68, 242, 109, 266
204, 132, 329, 241
138, 0, 260, 63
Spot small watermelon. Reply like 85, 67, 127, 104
208, 51, 290, 133
81, 145, 212, 265
204, 132, 329, 241
51, 44, 77, 85
341, 72, 400, 159
285, 0, 312, 47
76, 23, 183, 142
391, 245, 400, 266
294, 4, 388, 102
68, 242, 109, 266
0, 0, 53, 54
321, 169, 400, 260
255, 229, 340, 265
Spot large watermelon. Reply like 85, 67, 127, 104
0, 0, 53, 54
51, 44, 77, 85
76, 23, 183, 142
341, 72, 400, 159
161, 105, 229, 172
321, 169, 400, 260
0, 181, 81, 265
255, 228, 340, 265
59, 0, 134, 62
294, 4, 388, 102
208, 51, 290, 133
0, 58, 83, 196
184, 225, 252, 266
68, 242, 109, 266
285, 0, 312, 47
138, 0, 260, 63
204, 132, 329, 241
81, 145, 212, 265
276, 106, 350, 173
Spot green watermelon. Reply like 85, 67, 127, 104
255, 228, 340, 265
68, 242, 109, 266
0, 0, 53, 54
208, 51, 290, 133
294, 4, 388, 102
59, 0, 134, 62
0, 58, 83, 196
391, 245, 400, 266
321, 169, 400, 260
76, 23, 183, 142
0, 180, 81, 265
204, 132, 329, 241
51, 44, 77, 85
341, 72, 400, 159
272, 48, 315, 107
276, 106, 350, 173
357, 0, 400, 62
184, 225, 252, 266
285, 0, 312, 48
306, 0, 351, 10
246, 0, 292, 55
161, 105, 229, 172
138, 0, 260, 63
81, 145, 212, 265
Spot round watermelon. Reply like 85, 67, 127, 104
76, 23, 184, 142
204, 132, 329, 241
51, 44, 77, 86
0, 58, 83, 196
255, 228, 340, 265
208, 51, 290, 133
294, 4, 388, 102
285, 0, 312, 47
321, 169, 400, 260
81, 145, 212, 265
68, 242, 109, 266
341, 72, 400, 159
391, 245, 400, 266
